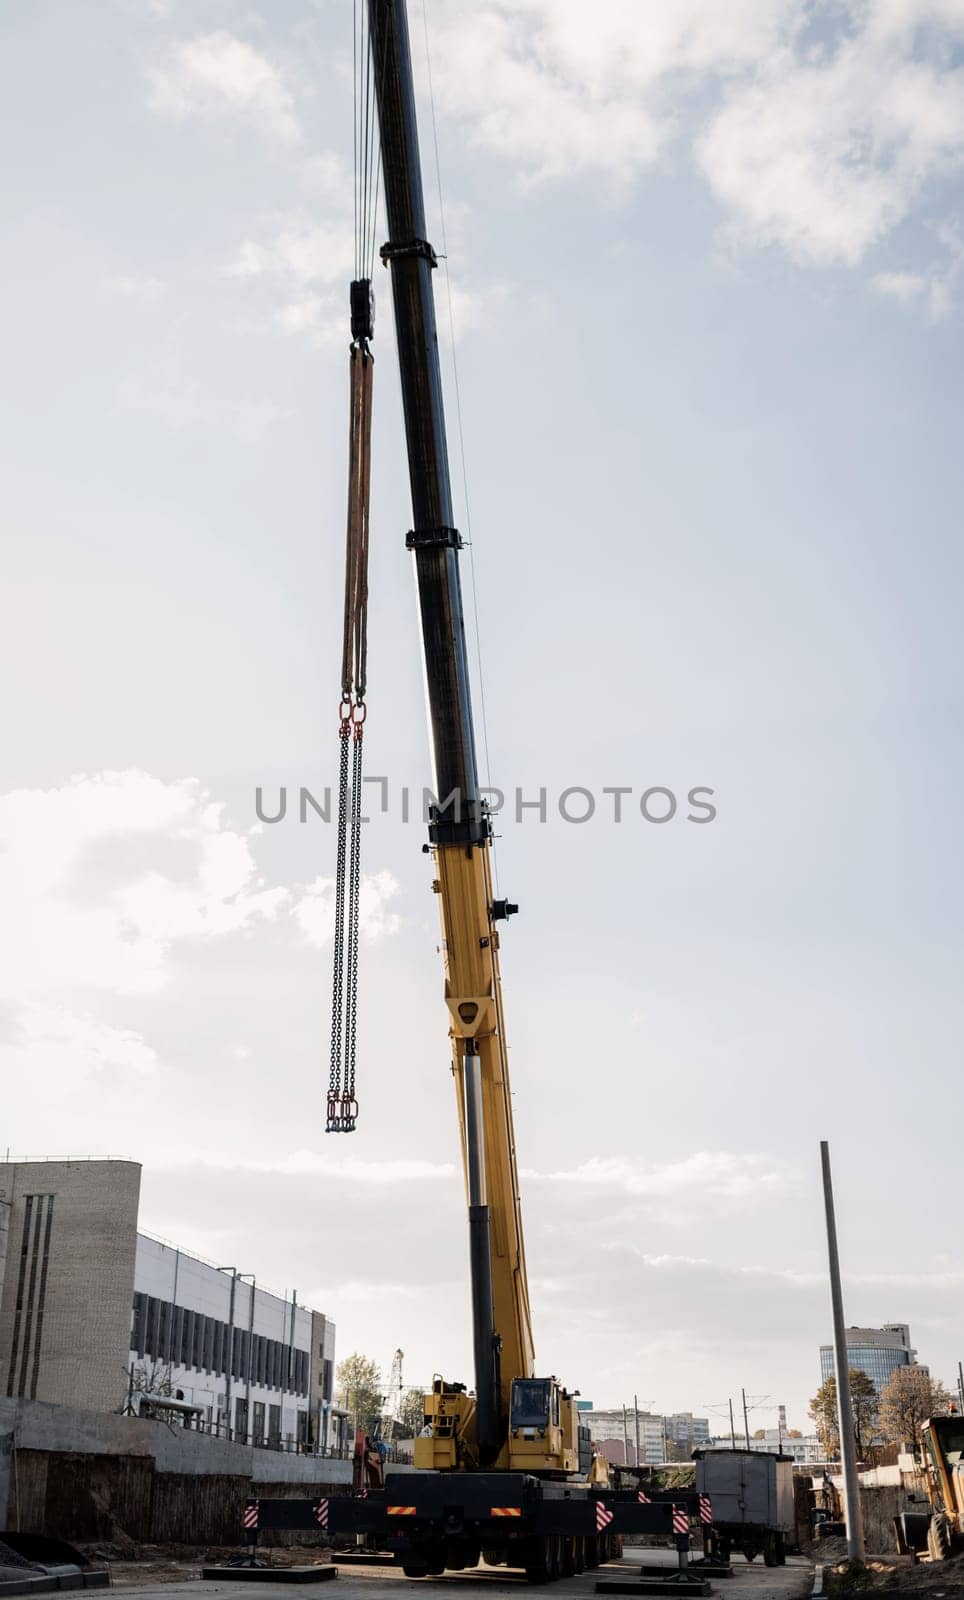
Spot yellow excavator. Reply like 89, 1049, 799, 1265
896, 1415, 964, 1562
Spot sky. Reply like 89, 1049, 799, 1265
2, 0, 964, 1434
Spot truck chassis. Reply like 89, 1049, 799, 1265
249, 1476, 685, 1583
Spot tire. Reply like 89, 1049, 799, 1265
523, 1536, 550, 1585
763, 1533, 778, 1568
402, 1565, 427, 1579
585, 1536, 600, 1570
927, 1516, 952, 1563
548, 1536, 561, 1582
775, 1535, 787, 1567
560, 1538, 576, 1578
574, 1537, 585, 1574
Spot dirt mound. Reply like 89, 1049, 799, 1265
825, 1550, 964, 1593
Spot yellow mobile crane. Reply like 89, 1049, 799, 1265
362, 0, 579, 1490
251, 0, 683, 1580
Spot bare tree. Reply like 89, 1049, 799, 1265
878, 1368, 951, 1447
809, 1370, 879, 1458
119, 1358, 175, 1413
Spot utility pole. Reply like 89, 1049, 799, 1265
729, 1398, 736, 1449
634, 1395, 641, 1468
820, 1140, 865, 1563
622, 1404, 630, 1466
742, 1388, 751, 1449
240, 1274, 256, 1445
217, 1266, 238, 1440
957, 1361, 964, 1418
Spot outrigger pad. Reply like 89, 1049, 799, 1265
201, 1568, 338, 1584
595, 1582, 712, 1597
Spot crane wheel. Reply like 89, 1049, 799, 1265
401, 1565, 428, 1579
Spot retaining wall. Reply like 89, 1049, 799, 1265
0, 1397, 403, 1545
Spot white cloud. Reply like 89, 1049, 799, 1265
873, 225, 964, 318
147, 31, 299, 143
422, 0, 964, 278
699, 32, 964, 268
106, 274, 167, 301
873, 269, 928, 302
225, 218, 354, 289
292, 869, 402, 948
0, 771, 405, 1096
16, 1003, 158, 1077
167, 1149, 456, 1183
0, 770, 287, 1001
524, 1150, 789, 1208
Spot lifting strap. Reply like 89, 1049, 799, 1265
327, 332, 373, 1134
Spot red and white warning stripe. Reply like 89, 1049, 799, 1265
698, 1494, 713, 1525
243, 1502, 259, 1531
637, 1490, 651, 1504
672, 1506, 689, 1537
595, 1503, 614, 1533
314, 1499, 329, 1529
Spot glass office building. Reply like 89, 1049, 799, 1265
819, 1324, 918, 1395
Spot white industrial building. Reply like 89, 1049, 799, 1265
132, 1233, 342, 1451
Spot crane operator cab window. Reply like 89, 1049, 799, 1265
511, 1378, 555, 1435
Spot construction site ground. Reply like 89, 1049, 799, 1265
101, 1546, 813, 1600
820, 1550, 964, 1593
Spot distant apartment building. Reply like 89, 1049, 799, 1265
664, 1412, 711, 1450
584, 1407, 709, 1464
0, 1160, 341, 1450
819, 1324, 918, 1396
585, 1407, 665, 1464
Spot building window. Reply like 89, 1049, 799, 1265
131, 1293, 146, 1358
7, 1194, 56, 1400
253, 1400, 266, 1447
235, 1397, 248, 1442
268, 1403, 281, 1446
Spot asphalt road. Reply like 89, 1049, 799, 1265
113, 1547, 814, 1600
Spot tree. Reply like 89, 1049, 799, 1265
398, 1387, 428, 1438
878, 1368, 951, 1447
336, 1353, 383, 1434
809, 1370, 879, 1458
118, 1358, 175, 1413
752, 1428, 766, 1440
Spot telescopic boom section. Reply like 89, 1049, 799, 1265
367, 0, 535, 1462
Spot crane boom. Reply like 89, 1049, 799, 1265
367, 0, 537, 1466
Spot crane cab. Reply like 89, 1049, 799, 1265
508, 1377, 581, 1475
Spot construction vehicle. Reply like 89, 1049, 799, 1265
895, 1415, 964, 1562
249, 0, 684, 1578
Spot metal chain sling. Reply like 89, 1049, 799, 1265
327, 332, 373, 1133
